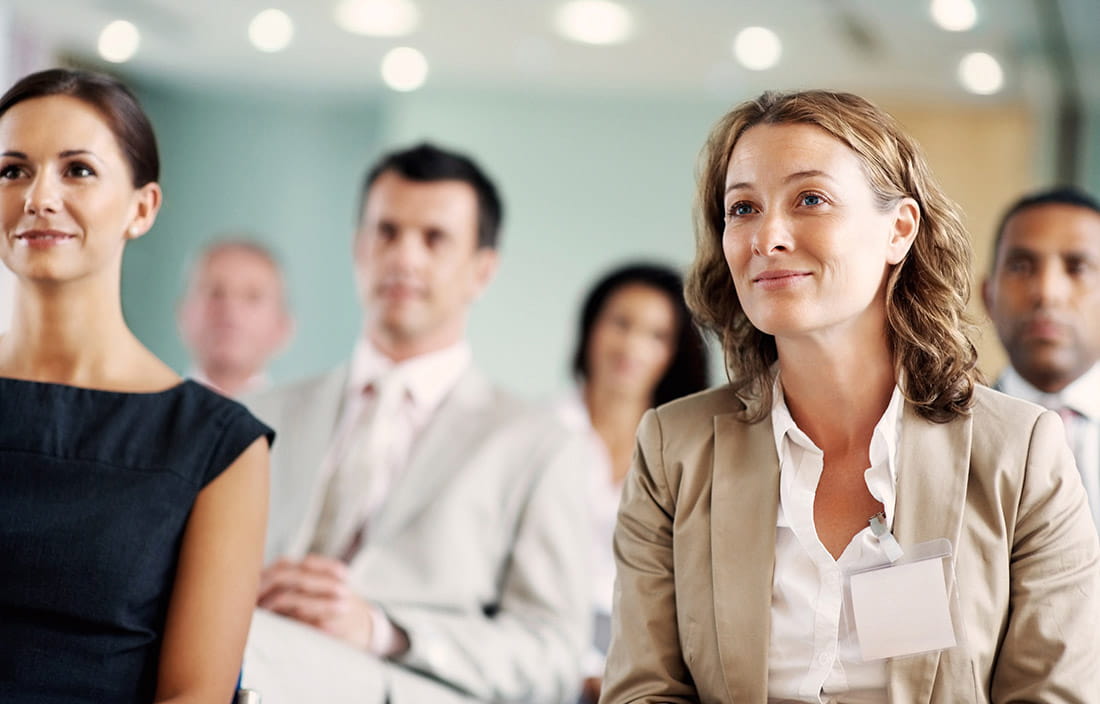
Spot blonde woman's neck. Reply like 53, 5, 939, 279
776, 336, 896, 457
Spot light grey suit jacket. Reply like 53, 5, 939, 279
243, 364, 591, 704
601, 384, 1100, 703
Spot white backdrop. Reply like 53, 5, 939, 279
0, 6, 52, 333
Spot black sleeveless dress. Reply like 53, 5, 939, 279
0, 378, 274, 703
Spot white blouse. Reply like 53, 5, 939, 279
766, 377, 904, 704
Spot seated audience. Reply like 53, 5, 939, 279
600, 90, 1100, 702
242, 143, 590, 704
554, 262, 708, 704
0, 68, 271, 702
178, 237, 293, 397
983, 186, 1100, 531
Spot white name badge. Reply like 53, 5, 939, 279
845, 538, 960, 662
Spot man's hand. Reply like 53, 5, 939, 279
258, 554, 374, 649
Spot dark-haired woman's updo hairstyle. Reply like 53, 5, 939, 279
0, 68, 159, 188
573, 263, 710, 407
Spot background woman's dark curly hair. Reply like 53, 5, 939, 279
573, 263, 710, 407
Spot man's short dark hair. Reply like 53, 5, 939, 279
359, 142, 503, 250
991, 186, 1100, 268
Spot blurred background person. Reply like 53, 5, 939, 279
243, 143, 590, 704
555, 262, 708, 704
601, 90, 1100, 703
0, 68, 271, 703
178, 237, 293, 397
983, 186, 1100, 530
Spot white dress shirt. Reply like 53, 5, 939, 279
314, 337, 472, 655
551, 389, 621, 677
767, 376, 904, 704
998, 364, 1100, 531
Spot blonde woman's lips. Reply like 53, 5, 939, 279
752, 270, 811, 290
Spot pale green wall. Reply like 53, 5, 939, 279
380, 88, 734, 396
123, 82, 734, 397
123, 82, 385, 382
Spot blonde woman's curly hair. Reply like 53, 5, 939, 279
686, 90, 979, 423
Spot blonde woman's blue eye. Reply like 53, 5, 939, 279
728, 202, 754, 217
801, 194, 824, 206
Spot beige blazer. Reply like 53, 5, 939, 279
243, 364, 592, 704
601, 384, 1100, 703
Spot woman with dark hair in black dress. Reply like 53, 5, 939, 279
0, 68, 272, 703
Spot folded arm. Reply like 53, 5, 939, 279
600, 410, 698, 704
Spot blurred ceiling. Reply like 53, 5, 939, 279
5, 0, 1099, 105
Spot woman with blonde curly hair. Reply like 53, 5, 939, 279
600, 90, 1100, 703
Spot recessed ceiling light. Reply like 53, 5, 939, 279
335, 0, 419, 37
733, 27, 781, 71
381, 47, 428, 91
931, 0, 978, 32
554, 0, 634, 46
958, 52, 1004, 95
97, 20, 140, 64
249, 9, 294, 53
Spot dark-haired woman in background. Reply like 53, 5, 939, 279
0, 69, 271, 703
554, 263, 708, 703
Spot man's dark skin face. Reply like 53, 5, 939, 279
983, 203, 1100, 393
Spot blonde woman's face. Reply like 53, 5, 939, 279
720, 123, 917, 346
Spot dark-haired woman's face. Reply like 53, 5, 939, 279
0, 95, 159, 284
586, 283, 677, 401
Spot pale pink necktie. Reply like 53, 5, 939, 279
312, 372, 406, 559
1057, 406, 1079, 454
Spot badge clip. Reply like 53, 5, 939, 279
869, 511, 904, 562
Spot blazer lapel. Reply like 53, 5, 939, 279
284, 366, 351, 557
711, 411, 780, 703
366, 368, 498, 542
887, 403, 973, 703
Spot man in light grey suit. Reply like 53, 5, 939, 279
241, 144, 591, 703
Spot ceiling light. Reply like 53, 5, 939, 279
97, 20, 140, 64
335, 0, 419, 37
249, 9, 294, 52
733, 27, 781, 71
930, 0, 977, 32
958, 52, 1004, 95
554, 0, 634, 46
381, 47, 428, 91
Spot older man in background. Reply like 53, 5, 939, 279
178, 238, 293, 396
